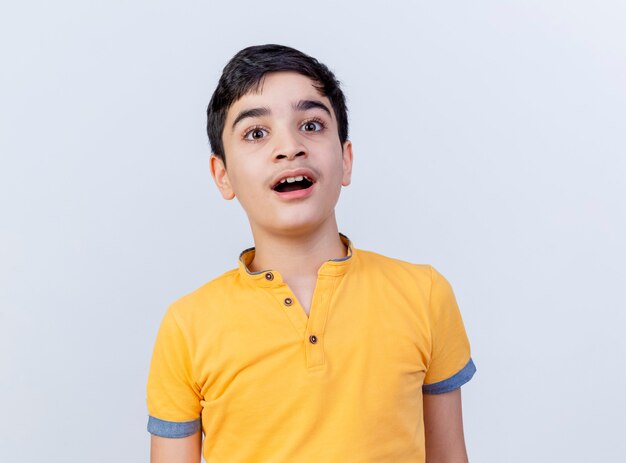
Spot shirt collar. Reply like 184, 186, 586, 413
237, 233, 356, 286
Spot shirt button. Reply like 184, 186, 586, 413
309, 335, 318, 344
265, 272, 274, 281
284, 297, 293, 306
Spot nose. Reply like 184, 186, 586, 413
272, 127, 307, 161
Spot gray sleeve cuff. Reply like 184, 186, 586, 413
422, 358, 477, 395
147, 416, 201, 438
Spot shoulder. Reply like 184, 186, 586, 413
354, 248, 455, 297
355, 248, 434, 280
165, 267, 240, 324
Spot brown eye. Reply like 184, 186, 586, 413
302, 121, 323, 132
244, 127, 268, 141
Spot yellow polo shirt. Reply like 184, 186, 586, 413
147, 236, 476, 462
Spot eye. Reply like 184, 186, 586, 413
301, 119, 326, 132
243, 127, 268, 142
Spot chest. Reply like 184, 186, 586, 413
193, 273, 432, 400
192, 279, 432, 462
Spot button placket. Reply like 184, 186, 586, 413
276, 290, 307, 336
304, 275, 338, 369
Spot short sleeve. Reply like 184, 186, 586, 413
422, 266, 476, 394
146, 305, 202, 437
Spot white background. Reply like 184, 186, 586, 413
1, 1, 625, 461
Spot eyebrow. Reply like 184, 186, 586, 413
231, 107, 270, 132
293, 99, 332, 117
230, 99, 332, 132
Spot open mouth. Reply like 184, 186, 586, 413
272, 175, 315, 193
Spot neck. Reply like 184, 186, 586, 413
248, 214, 346, 279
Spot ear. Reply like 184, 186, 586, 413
341, 140, 353, 187
210, 154, 236, 200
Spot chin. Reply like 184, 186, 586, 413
272, 219, 321, 236
265, 212, 330, 237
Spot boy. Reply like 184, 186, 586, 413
147, 44, 476, 463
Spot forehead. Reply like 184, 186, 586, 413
225, 72, 332, 121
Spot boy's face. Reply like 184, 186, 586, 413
210, 71, 353, 238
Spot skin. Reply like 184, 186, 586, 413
212, 71, 353, 315
150, 432, 201, 463
423, 389, 470, 463
151, 71, 469, 462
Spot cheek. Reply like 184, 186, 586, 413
229, 172, 270, 213
328, 156, 347, 184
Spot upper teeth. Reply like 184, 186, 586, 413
280, 175, 309, 184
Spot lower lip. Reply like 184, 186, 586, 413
273, 183, 316, 200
